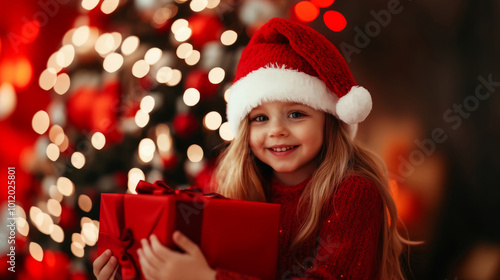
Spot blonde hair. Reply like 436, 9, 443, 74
213, 114, 410, 279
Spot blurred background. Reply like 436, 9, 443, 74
0, 0, 499, 279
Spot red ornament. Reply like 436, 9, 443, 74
161, 153, 178, 170
172, 113, 198, 139
67, 80, 123, 144
67, 87, 98, 131
184, 69, 219, 100
58, 205, 78, 231
187, 13, 224, 49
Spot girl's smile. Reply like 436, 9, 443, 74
248, 101, 325, 185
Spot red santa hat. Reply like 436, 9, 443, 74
227, 18, 372, 138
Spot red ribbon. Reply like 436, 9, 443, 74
136, 180, 226, 199
117, 228, 139, 280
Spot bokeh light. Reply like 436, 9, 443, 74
53, 73, 71, 95
187, 144, 203, 162
138, 138, 156, 163
135, 109, 150, 128
132, 59, 150, 78
203, 111, 222, 130
219, 122, 234, 141
122, 36, 140, 55
71, 152, 86, 169
311, 0, 335, 8
324, 10, 347, 32
57, 177, 75, 196
39, 68, 58, 90
156, 66, 173, 83
208, 67, 225, 84
101, 0, 120, 14
78, 194, 93, 212
140, 95, 155, 113
294, 1, 320, 22
145, 48, 163, 65
29, 242, 44, 261
32, 110, 50, 134
0, 83, 16, 120
183, 88, 201, 106
221, 30, 237, 46
128, 168, 145, 193
185, 50, 200, 66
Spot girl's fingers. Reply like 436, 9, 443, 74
93, 249, 112, 276
138, 248, 159, 280
110, 263, 119, 280
98, 256, 118, 280
140, 238, 163, 269
150, 234, 176, 260
172, 231, 200, 256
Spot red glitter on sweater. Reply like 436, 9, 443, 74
216, 176, 383, 279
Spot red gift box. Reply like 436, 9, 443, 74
97, 181, 280, 280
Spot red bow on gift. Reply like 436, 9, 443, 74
118, 228, 139, 280
136, 180, 226, 199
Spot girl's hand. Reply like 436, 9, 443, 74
138, 231, 216, 280
93, 249, 119, 280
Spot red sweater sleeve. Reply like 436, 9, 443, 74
289, 176, 383, 279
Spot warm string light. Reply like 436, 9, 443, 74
32, 110, 50, 134
56, 177, 75, 196
46, 143, 60, 161
219, 122, 234, 141
185, 50, 200, 66
135, 109, 150, 128
121, 36, 140, 56
190, 0, 208, 12
132, 59, 150, 78
156, 67, 174, 83
71, 152, 86, 169
0, 83, 17, 120
220, 30, 237, 46
140, 95, 155, 113
138, 138, 156, 163
91, 132, 106, 150
183, 88, 200, 106
101, 0, 120, 14
29, 242, 44, 261
156, 124, 173, 156
145, 48, 163, 65
166, 69, 182, 86
81, 0, 99, 11
49, 125, 65, 145
78, 194, 93, 212
208, 67, 225, 84
187, 144, 203, 162
53, 73, 70, 95
128, 168, 145, 193
203, 111, 222, 130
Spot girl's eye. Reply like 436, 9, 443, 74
251, 115, 268, 122
289, 112, 305, 118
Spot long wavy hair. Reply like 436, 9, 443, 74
213, 113, 410, 279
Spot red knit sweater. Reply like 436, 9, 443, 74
216, 175, 383, 280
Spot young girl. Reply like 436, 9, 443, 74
94, 18, 407, 279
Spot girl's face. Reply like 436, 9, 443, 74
248, 101, 325, 185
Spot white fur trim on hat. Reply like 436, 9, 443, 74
227, 66, 338, 135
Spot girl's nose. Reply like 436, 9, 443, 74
268, 118, 288, 137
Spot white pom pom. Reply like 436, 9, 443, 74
336, 86, 372, 124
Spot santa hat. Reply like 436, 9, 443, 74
227, 18, 372, 138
